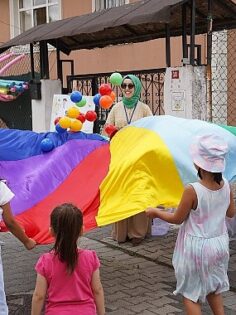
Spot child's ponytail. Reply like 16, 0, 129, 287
213, 173, 223, 185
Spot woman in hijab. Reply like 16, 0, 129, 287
104, 74, 153, 246
105, 74, 152, 130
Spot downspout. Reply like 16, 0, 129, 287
207, 0, 213, 122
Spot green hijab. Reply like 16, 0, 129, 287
122, 74, 142, 109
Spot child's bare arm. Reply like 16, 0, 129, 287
146, 185, 196, 224
91, 268, 105, 315
2, 202, 36, 249
226, 189, 236, 218
31, 273, 47, 315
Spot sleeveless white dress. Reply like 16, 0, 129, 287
173, 180, 230, 303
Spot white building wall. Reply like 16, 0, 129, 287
32, 80, 62, 132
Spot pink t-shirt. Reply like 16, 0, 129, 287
35, 249, 100, 315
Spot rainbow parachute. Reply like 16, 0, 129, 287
0, 115, 236, 244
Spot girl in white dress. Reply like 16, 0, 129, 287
146, 134, 236, 315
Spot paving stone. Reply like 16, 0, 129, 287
125, 302, 156, 313
150, 296, 179, 308
137, 310, 157, 315
2, 224, 236, 314
155, 305, 183, 314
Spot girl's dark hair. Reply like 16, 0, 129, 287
197, 168, 202, 179
51, 203, 83, 274
213, 172, 223, 185
197, 168, 222, 185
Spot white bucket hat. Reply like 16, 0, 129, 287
190, 134, 228, 173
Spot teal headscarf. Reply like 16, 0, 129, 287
122, 74, 142, 109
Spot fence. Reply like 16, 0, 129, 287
211, 29, 236, 126
0, 45, 39, 130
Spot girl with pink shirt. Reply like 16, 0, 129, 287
31, 203, 105, 315
146, 134, 236, 315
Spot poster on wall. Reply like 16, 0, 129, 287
171, 91, 185, 111
164, 67, 192, 119
50, 94, 95, 133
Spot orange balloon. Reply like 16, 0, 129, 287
99, 95, 113, 109
110, 91, 116, 102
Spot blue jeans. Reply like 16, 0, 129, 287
0, 245, 8, 314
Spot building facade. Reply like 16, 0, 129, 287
0, 0, 235, 126
1, 0, 207, 75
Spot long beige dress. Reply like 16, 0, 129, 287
105, 100, 152, 130
105, 100, 153, 243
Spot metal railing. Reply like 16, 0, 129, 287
67, 68, 165, 133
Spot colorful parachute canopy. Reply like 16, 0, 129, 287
0, 115, 236, 244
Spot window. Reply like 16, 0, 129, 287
19, 0, 59, 31
93, 0, 129, 12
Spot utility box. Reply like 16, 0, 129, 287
30, 81, 41, 100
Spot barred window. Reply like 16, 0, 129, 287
19, 0, 59, 32
94, 0, 129, 11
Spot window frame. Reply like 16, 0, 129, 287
92, 0, 129, 12
9, 0, 61, 38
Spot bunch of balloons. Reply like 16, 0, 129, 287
55, 91, 97, 132
93, 84, 115, 109
40, 91, 98, 153
93, 72, 123, 110
96, 72, 123, 138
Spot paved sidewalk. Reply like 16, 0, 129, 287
2, 224, 236, 314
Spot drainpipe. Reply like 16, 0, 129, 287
207, 0, 213, 122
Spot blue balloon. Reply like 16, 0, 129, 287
40, 138, 54, 152
70, 91, 83, 103
55, 123, 67, 134
93, 93, 101, 107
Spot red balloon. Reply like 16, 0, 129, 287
104, 124, 118, 136
85, 111, 97, 122
76, 113, 86, 123
99, 84, 112, 96
54, 116, 61, 125
110, 129, 119, 140
99, 95, 113, 109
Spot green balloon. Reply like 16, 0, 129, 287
110, 72, 123, 86
76, 97, 86, 107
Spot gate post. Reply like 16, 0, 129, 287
92, 77, 100, 133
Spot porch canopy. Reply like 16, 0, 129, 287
0, 0, 236, 55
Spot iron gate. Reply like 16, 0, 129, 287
67, 69, 165, 133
